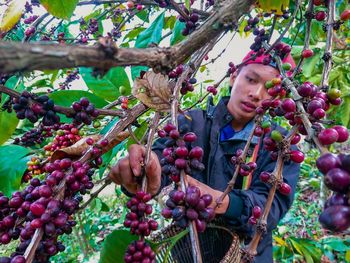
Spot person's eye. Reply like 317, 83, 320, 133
246, 76, 257, 84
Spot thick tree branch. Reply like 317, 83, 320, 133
0, 0, 255, 74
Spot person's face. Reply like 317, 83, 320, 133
227, 63, 279, 125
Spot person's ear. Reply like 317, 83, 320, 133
229, 71, 237, 87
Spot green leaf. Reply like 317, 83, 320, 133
123, 27, 145, 41
302, 51, 321, 78
39, 0, 79, 19
136, 9, 149, 23
322, 237, 349, 252
289, 238, 314, 263
0, 111, 19, 145
99, 230, 138, 263
135, 12, 165, 48
80, 67, 131, 101
170, 19, 186, 45
0, 145, 31, 196
0, 0, 26, 34
164, 16, 177, 30
340, 97, 350, 127
131, 66, 149, 80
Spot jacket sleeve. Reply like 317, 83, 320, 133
223, 130, 300, 237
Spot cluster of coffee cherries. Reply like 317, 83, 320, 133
206, 85, 218, 95
58, 69, 80, 90
43, 124, 81, 155
123, 191, 158, 236
124, 240, 156, 263
123, 190, 157, 262
249, 28, 269, 52
158, 123, 205, 183
12, 92, 60, 126
24, 26, 35, 37
244, 16, 260, 32
248, 206, 262, 225
295, 81, 348, 145
70, 97, 99, 125
23, 15, 38, 24
179, 12, 199, 36
168, 65, 196, 95
230, 149, 258, 177
162, 186, 215, 232
0, 157, 94, 262
317, 153, 350, 232
259, 171, 292, 195
264, 129, 304, 163
22, 157, 43, 183
14, 125, 54, 147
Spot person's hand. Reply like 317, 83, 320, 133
187, 176, 229, 214
109, 144, 161, 196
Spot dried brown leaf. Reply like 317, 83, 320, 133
132, 71, 173, 111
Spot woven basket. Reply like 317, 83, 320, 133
151, 219, 241, 263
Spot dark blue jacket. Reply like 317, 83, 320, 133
152, 97, 300, 262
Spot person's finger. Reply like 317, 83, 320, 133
118, 157, 137, 186
109, 162, 122, 185
128, 144, 145, 177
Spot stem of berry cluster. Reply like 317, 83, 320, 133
22, 103, 148, 262
292, 0, 314, 78
215, 121, 259, 207
320, 0, 335, 88
241, 125, 298, 262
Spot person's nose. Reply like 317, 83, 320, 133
248, 83, 265, 102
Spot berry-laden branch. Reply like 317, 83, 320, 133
20, 103, 148, 263
0, 0, 255, 74
262, 42, 329, 154
241, 125, 299, 262
215, 119, 259, 207
0, 85, 126, 122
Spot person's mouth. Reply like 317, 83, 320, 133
241, 101, 257, 113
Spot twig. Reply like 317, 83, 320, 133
141, 112, 160, 192
73, 225, 88, 258
291, 0, 314, 78
215, 120, 259, 207
320, 0, 335, 88
168, 0, 190, 21
77, 212, 92, 255
79, 178, 112, 210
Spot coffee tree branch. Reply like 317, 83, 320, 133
0, 0, 255, 74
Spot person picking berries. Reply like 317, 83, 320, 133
110, 50, 300, 263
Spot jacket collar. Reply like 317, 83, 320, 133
212, 97, 259, 145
